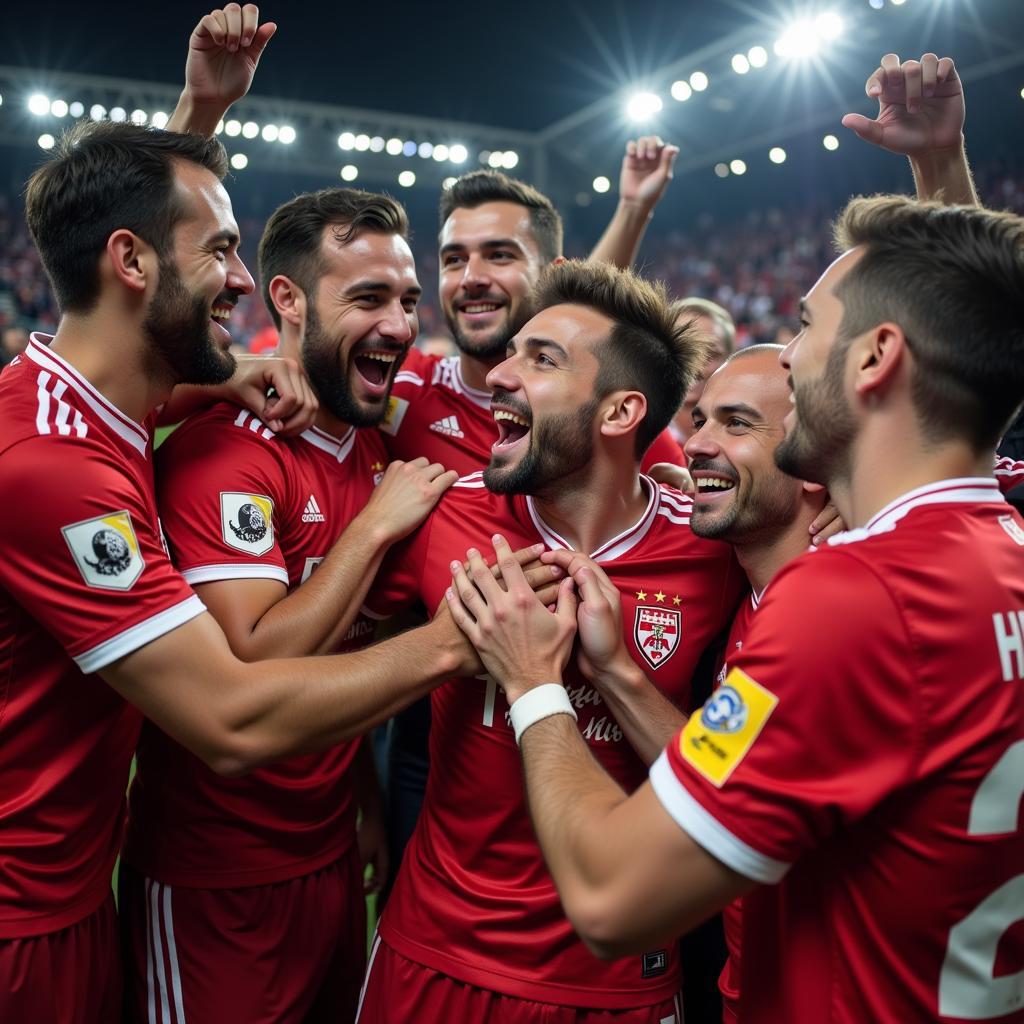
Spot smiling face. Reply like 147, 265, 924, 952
482, 303, 610, 495
439, 201, 546, 362
144, 161, 253, 385
685, 348, 805, 543
300, 227, 421, 427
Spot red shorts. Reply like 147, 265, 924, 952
0, 892, 121, 1024
120, 847, 366, 1024
356, 935, 683, 1024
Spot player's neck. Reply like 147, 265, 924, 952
531, 461, 647, 555
734, 507, 822, 595
48, 313, 170, 423
313, 406, 351, 440
459, 351, 500, 393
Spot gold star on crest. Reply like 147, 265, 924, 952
636, 590, 647, 601
372, 461, 384, 472
654, 590, 666, 603
672, 594, 682, 606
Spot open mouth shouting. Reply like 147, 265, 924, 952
210, 293, 238, 347
351, 344, 404, 399
491, 393, 532, 455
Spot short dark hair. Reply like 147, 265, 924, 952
833, 195, 1024, 451
258, 188, 409, 329
531, 260, 704, 455
25, 121, 228, 314
439, 171, 563, 264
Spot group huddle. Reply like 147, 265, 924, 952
0, 6, 1022, 1024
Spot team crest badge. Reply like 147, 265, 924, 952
220, 492, 275, 555
634, 606, 680, 670
62, 510, 145, 590
378, 396, 409, 436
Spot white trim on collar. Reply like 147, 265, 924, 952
866, 478, 1004, 533
299, 424, 357, 463
451, 357, 493, 410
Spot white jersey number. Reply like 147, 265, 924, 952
938, 740, 1024, 1019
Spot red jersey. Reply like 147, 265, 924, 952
365, 473, 743, 1009
0, 336, 203, 938
652, 478, 1024, 1024
123, 404, 388, 888
381, 347, 682, 474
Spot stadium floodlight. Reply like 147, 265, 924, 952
398, 170, 416, 187
814, 12, 843, 40
689, 71, 709, 92
442, 176, 457, 190
50, 99, 69, 117
670, 80, 692, 102
402, 140, 417, 156
714, 162, 730, 178
261, 124, 279, 141
242, 121, 259, 138
748, 45, 768, 68
278, 126, 296, 144
28, 93, 50, 116
1021, 87, 1024, 100
340, 164, 358, 181
69, 100, 84, 118
774, 21, 818, 58
769, 146, 787, 164
626, 92, 663, 121
868, 0, 884, 8
488, 151, 504, 168
354, 133, 370, 151
386, 137, 403, 155
225, 119, 242, 136
502, 151, 519, 169
731, 54, 750, 75
593, 176, 611, 193
130, 109, 147, 125
370, 136, 385, 152
38, 133, 55, 150
151, 111, 169, 129
230, 153, 248, 170
890, 0, 906, 5
823, 133, 839, 151
449, 143, 468, 164
730, 159, 747, 175
110, 106, 127, 122
418, 141, 434, 158
90, 103, 107, 120
338, 131, 355, 150
433, 143, 449, 161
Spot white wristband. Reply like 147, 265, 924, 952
509, 683, 577, 746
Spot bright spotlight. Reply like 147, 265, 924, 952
433, 143, 449, 161
502, 151, 519, 169
242, 120, 259, 138
338, 131, 355, 150
225, 119, 242, 137
488, 151, 504, 168
774, 21, 819, 58
823, 133, 839, 151
50, 99, 68, 117
90, 103, 107, 120
402, 140, 417, 156
670, 80, 692, 102
714, 162, 730, 178
38, 133, 55, 150
130, 109, 147, 125
230, 153, 248, 170
748, 45, 768, 68
354, 133, 370, 151
386, 137, 403, 155
110, 106, 127, 123
69, 101, 85, 118
593, 176, 611, 193
370, 136, 385, 152
278, 126, 296, 144
261, 124, 279, 141
398, 170, 416, 188
1020, 87, 1024, 100
151, 111, 169, 129
449, 143, 468, 163
869, 0, 884, 7
730, 159, 747, 175
890, 0, 906, 5
340, 164, 358, 181
689, 71, 709, 92
626, 92, 663, 121
769, 146, 787, 164
442, 177, 457, 190
418, 141, 434, 158
731, 54, 750, 75
815, 12, 843, 40
28, 93, 50, 116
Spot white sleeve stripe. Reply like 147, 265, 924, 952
181, 563, 290, 586
394, 372, 424, 386
649, 750, 790, 884
75, 594, 207, 674
359, 604, 388, 621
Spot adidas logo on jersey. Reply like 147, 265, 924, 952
302, 495, 326, 523
430, 415, 464, 439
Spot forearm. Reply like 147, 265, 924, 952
588, 200, 654, 269
590, 660, 685, 765
910, 139, 978, 206
167, 90, 230, 136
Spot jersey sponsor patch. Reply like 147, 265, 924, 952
220, 492, 274, 556
998, 514, 1024, 546
62, 510, 144, 590
680, 667, 778, 787
634, 605, 680, 670
378, 396, 409, 436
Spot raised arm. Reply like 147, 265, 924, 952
168, 3, 277, 136
842, 52, 977, 206
589, 136, 679, 268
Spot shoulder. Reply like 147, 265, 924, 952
162, 403, 285, 461
393, 347, 439, 390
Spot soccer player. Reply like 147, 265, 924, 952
354, 260, 744, 1023
447, 193, 1024, 1023
0, 101, 526, 1024
119, 187, 458, 1024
